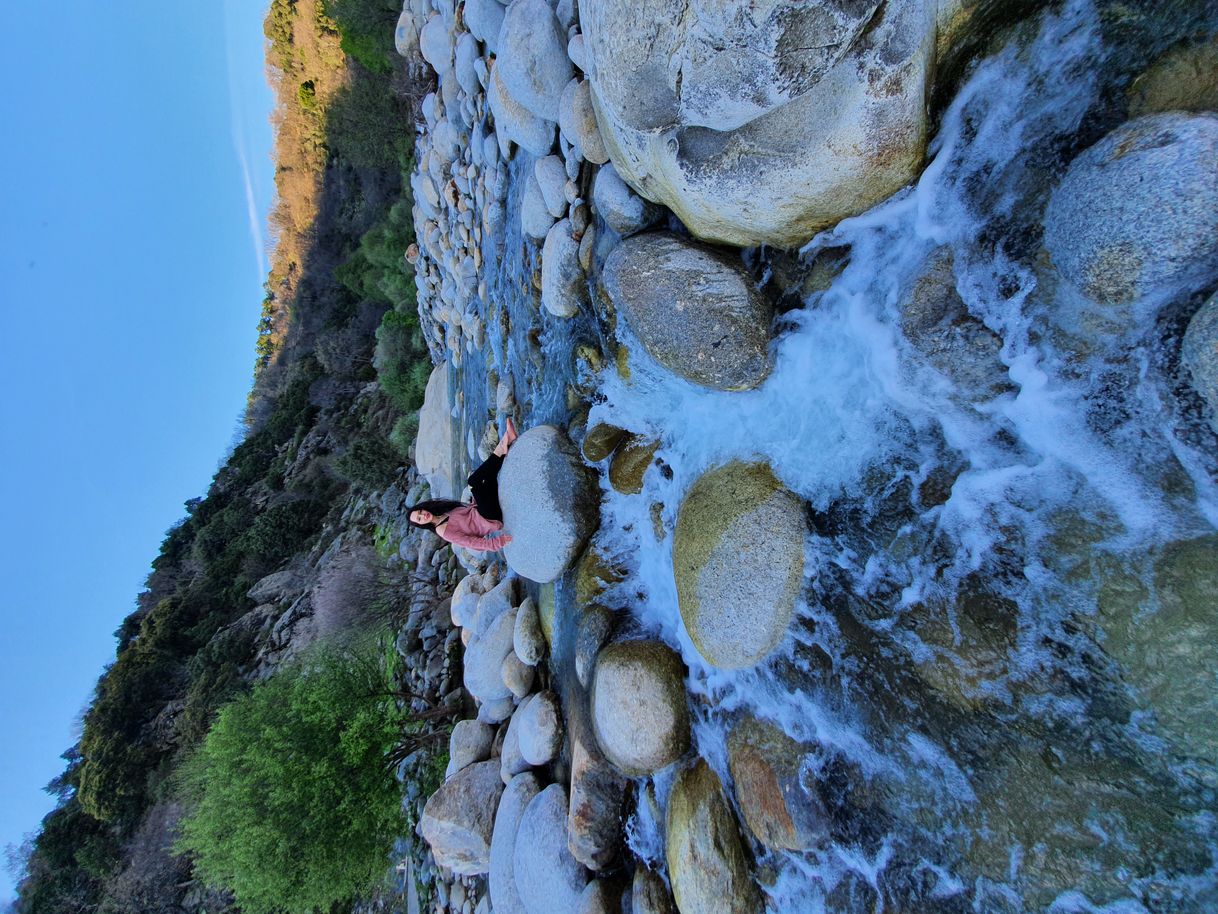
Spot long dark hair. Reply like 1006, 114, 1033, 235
407, 498, 466, 531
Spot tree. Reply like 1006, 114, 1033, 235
172, 641, 408, 914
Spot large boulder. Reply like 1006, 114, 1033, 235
495, 0, 573, 122
514, 785, 591, 914
666, 760, 762, 914
580, 0, 936, 247
1043, 113, 1218, 310
414, 364, 456, 498
420, 760, 505, 875
500, 426, 599, 583
673, 462, 805, 669
726, 717, 827, 851
489, 63, 556, 158
1182, 292, 1218, 433
490, 772, 543, 914
464, 608, 518, 703
591, 640, 690, 776
603, 233, 774, 391
1127, 36, 1218, 117
541, 219, 587, 318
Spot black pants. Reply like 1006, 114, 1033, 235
467, 453, 504, 522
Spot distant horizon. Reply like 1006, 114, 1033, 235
0, 0, 275, 902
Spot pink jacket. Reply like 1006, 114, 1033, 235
437, 504, 507, 552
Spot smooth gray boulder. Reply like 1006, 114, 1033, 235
591, 640, 690, 776
501, 650, 535, 699
394, 9, 419, 58
464, 608, 518, 703
559, 79, 610, 165
517, 690, 563, 766
673, 462, 804, 669
419, 14, 453, 75
513, 596, 546, 665
592, 164, 661, 237
489, 64, 556, 158
1044, 113, 1218, 309
500, 426, 598, 583
490, 772, 542, 914
500, 696, 534, 782
580, 0, 937, 247
464, 0, 505, 52
541, 219, 586, 318
603, 232, 773, 391
666, 761, 762, 914
1182, 292, 1218, 432
514, 785, 590, 914
535, 155, 569, 217
522, 172, 557, 240
414, 364, 456, 497
496, 0, 574, 122
420, 760, 504, 875
447, 719, 496, 778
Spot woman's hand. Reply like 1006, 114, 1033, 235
498, 534, 513, 546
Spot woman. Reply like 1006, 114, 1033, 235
408, 419, 518, 552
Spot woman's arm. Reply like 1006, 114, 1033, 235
438, 526, 513, 553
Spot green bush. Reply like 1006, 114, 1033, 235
173, 641, 408, 914
337, 432, 402, 489
388, 414, 419, 458
374, 311, 430, 413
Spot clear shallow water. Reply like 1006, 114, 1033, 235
484, 1, 1218, 909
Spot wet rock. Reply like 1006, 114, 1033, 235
501, 650, 535, 699
499, 426, 599, 583
559, 79, 610, 165
574, 604, 617, 688
490, 772, 542, 914
496, 0, 573, 122
1099, 534, 1218, 787
541, 219, 587, 318
513, 596, 546, 665
726, 717, 827, 850
447, 719, 496, 778
567, 732, 628, 871
673, 462, 804, 669
514, 785, 591, 913
420, 760, 505, 875
632, 867, 677, 914
415, 364, 456, 497
1182, 292, 1218, 432
1128, 36, 1218, 117
574, 546, 628, 607
900, 247, 1012, 402
465, 608, 519, 703
1043, 113, 1218, 309
517, 690, 563, 766
603, 232, 773, 391
521, 172, 557, 241
489, 65, 555, 158
464, 0, 506, 53
591, 163, 662, 237
608, 435, 660, 495
666, 760, 762, 914
582, 422, 627, 462
535, 155, 569, 217
581, 0, 935, 247
591, 640, 690, 776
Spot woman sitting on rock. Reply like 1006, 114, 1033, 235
407, 419, 518, 552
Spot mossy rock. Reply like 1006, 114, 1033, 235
608, 436, 660, 495
582, 423, 627, 463
673, 462, 805, 669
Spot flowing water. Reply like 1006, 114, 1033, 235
475, 1, 1218, 909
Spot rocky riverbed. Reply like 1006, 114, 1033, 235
387, 0, 1218, 911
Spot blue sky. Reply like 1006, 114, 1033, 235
0, 0, 273, 902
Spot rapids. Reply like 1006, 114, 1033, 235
466, 0, 1218, 909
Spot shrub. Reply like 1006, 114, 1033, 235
173, 641, 408, 914
374, 311, 430, 413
